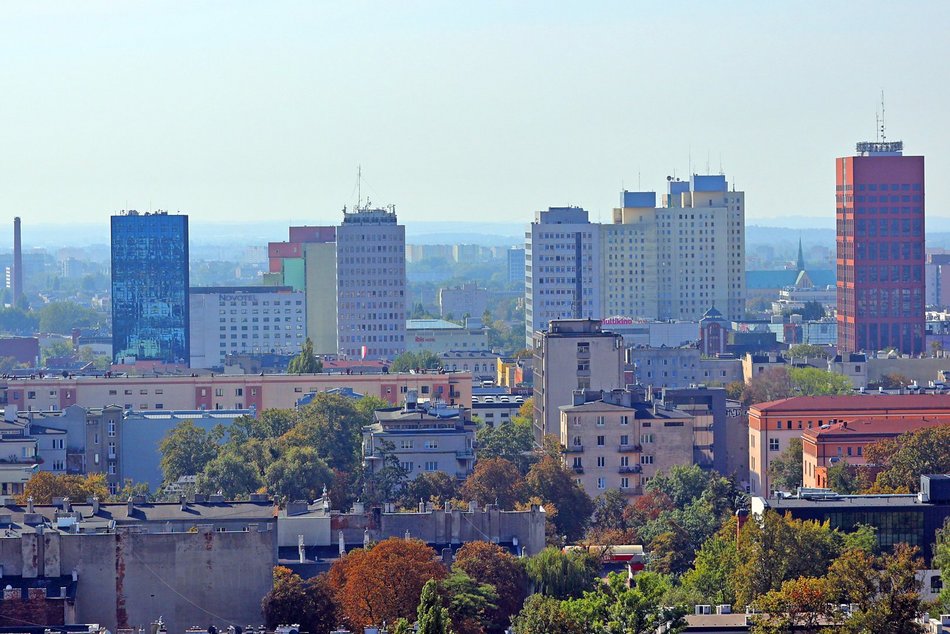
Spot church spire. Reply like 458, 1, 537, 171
796, 237, 805, 273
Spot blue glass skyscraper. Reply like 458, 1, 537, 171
111, 211, 190, 364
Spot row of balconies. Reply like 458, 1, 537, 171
565, 444, 644, 453
572, 464, 643, 475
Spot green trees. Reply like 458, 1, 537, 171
390, 350, 442, 372
562, 571, 686, 634
787, 367, 852, 396
935, 518, 950, 610
159, 421, 220, 483
37, 301, 102, 334
197, 450, 263, 498
475, 419, 536, 474
417, 580, 453, 634
264, 446, 334, 501
0, 307, 38, 336
783, 344, 831, 360
511, 595, 584, 634
158, 393, 378, 502
525, 547, 600, 600
399, 471, 459, 509
287, 338, 322, 374
767, 438, 803, 492
864, 426, 950, 492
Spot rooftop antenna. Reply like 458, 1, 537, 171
357, 165, 362, 209
688, 146, 692, 177
880, 90, 887, 142
706, 150, 710, 174
638, 169, 641, 190
718, 153, 723, 175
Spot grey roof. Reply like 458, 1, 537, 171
0, 500, 277, 527
560, 400, 693, 419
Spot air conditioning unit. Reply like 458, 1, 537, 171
717, 604, 732, 615
695, 605, 712, 615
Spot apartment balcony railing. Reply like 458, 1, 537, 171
563, 445, 584, 453
618, 444, 643, 453
618, 465, 642, 474
572, 466, 585, 474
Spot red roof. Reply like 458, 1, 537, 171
804, 417, 950, 441
750, 393, 950, 414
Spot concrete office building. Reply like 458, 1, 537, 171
189, 286, 306, 369
507, 246, 525, 286
836, 137, 925, 354
533, 319, 624, 441
525, 207, 602, 346
627, 347, 742, 389
337, 206, 407, 359
439, 282, 490, 321
362, 396, 476, 481
0, 371, 473, 412
111, 211, 189, 364
406, 319, 490, 354
267, 209, 407, 360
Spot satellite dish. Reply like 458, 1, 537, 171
666, 175, 672, 181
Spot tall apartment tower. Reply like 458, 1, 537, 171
525, 207, 601, 346
336, 206, 406, 359
532, 318, 624, 441
111, 211, 190, 364
609, 174, 745, 321
836, 140, 925, 354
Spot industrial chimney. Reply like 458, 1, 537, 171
12, 217, 23, 307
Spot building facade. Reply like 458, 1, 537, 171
612, 175, 746, 322
336, 207, 407, 359
111, 211, 189, 364
748, 394, 950, 495
188, 286, 306, 369
525, 207, 602, 346
0, 371, 473, 412
559, 388, 695, 498
836, 140, 925, 354
533, 319, 624, 441
507, 247, 526, 286
405, 319, 489, 354
439, 283, 490, 321
362, 397, 476, 482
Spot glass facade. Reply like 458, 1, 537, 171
111, 212, 190, 363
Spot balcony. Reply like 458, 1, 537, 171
456, 449, 475, 459
621, 485, 644, 496
563, 445, 584, 453
618, 465, 642, 474
618, 444, 643, 453
572, 466, 584, 474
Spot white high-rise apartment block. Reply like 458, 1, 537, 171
525, 207, 602, 347
336, 206, 407, 359
525, 175, 745, 346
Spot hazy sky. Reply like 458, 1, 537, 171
2, 1, 949, 229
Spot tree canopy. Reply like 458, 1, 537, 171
390, 350, 442, 373
864, 425, 950, 492
287, 338, 323, 374
18, 472, 109, 505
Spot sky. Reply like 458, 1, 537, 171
2, 1, 949, 232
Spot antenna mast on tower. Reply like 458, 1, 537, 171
880, 90, 887, 142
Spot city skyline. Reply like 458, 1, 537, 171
1, 2, 948, 226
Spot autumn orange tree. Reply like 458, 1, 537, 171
327, 538, 447, 629
18, 472, 109, 505
460, 457, 526, 508
864, 425, 950, 493
453, 541, 529, 630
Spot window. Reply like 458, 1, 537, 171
857, 446, 863, 456
620, 434, 629, 445
640, 455, 654, 465
423, 440, 439, 449
235, 388, 243, 397
597, 477, 606, 490
108, 442, 116, 459
400, 461, 414, 472
400, 440, 414, 449
597, 456, 606, 467
572, 457, 582, 468
596, 435, 605, 447
52, 439, 65, 450
108, 421, 116, 438
769, 438, 780, 452
620, 456, 629, 467
596, 416, 605, 426
424, 461, 438, 472
620, 477, 629, 489
215, 388, 224, 397
641, 433, 654, 444
620, 415, 629, 425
